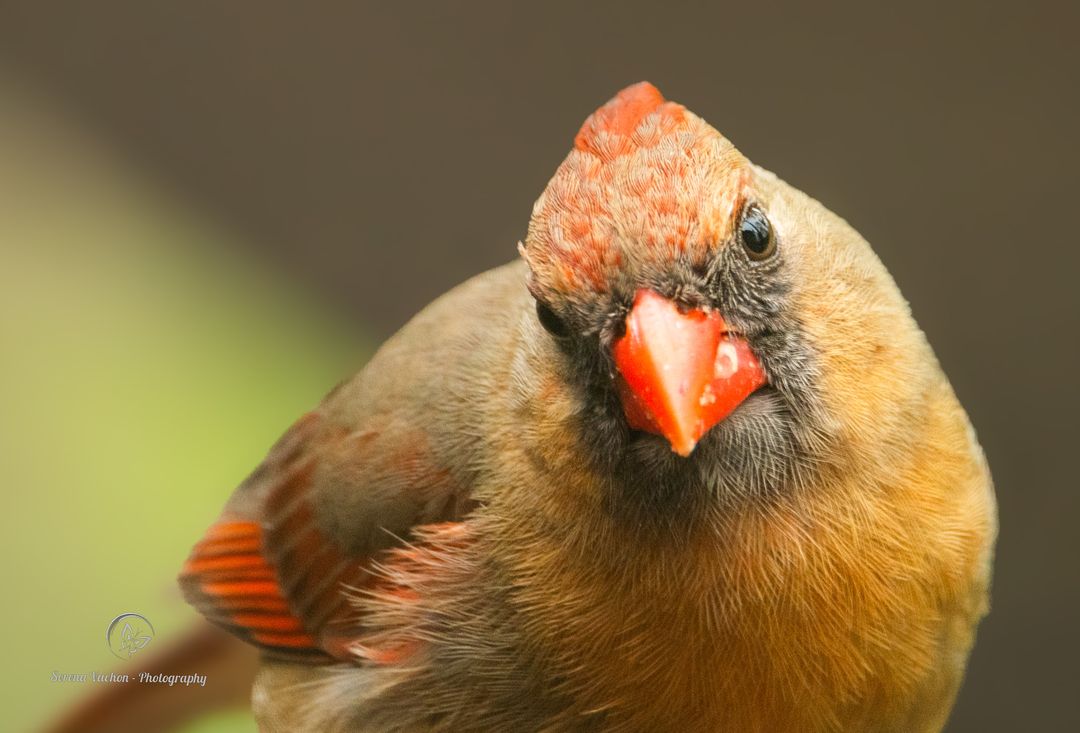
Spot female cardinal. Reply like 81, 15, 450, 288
178, 82, 996, 732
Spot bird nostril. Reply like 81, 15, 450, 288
610, 315, 628, 341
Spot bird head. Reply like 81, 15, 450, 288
518, 82, 929, 505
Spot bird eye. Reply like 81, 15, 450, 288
739, 205, 776, 260
536, 301, 570, 338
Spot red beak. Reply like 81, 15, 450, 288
612, 289, 767, 456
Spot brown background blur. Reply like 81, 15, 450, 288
2, 2, 1077, 731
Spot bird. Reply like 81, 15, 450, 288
172, 81, 996, 732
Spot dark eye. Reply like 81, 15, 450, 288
536, 301, 570, 338
739, 204, 776, 260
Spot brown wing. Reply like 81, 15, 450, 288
180, 262, 528, 663
179, 407, 473, 663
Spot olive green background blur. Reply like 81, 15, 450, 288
1, 2, 1076, 732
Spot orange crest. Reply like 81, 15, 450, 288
523, 82, 751, 296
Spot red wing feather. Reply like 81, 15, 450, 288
179, 413, 366, 661
180, 518, 328, 660
179, 409, 471, 662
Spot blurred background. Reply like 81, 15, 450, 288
1, 2, 1076, 731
